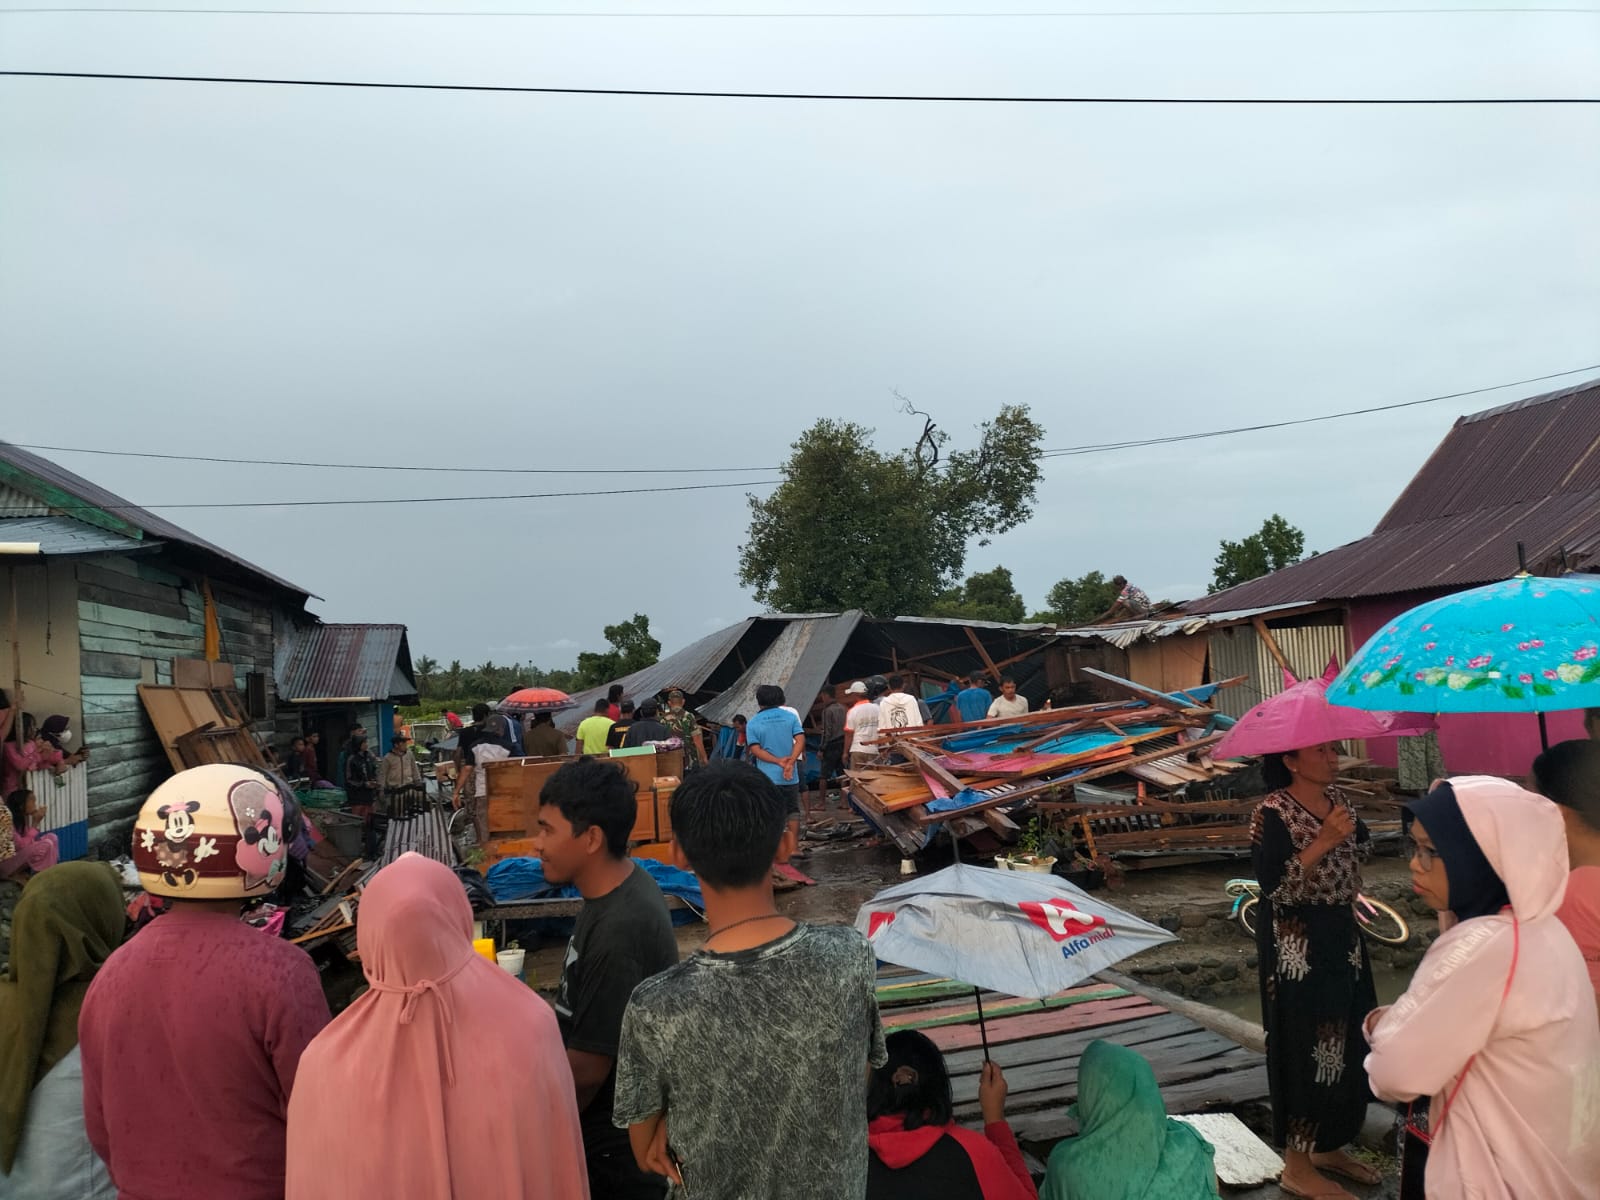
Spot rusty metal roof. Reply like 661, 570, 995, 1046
0, 441, 312, 598
1185, 378, 1600, 614
278, 623, 417, 703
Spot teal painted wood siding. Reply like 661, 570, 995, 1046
77, 556, 284, 849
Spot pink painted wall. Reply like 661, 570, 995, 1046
1347, 593, 1586, 780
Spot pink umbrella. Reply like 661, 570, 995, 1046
1214, 657, 1436, 758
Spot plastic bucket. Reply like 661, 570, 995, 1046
496, 948, 527, 980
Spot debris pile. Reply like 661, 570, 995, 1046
847, 690, 1255, 865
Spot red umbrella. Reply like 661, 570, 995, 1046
498, 687, 577, 715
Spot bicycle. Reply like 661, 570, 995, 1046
1225, 878, 1411, 946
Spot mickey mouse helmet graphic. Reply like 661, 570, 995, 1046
132, 764, 293, 899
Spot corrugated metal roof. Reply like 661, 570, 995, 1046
699, 613, 864, 725
890, 615, 1058, 634
0, 515, 149, 557
558, 618, 760, 730
278, 623, 416, 702
1185, 379, 1600, 614
0, 441, 313, 598
1054, 602, 1318, 648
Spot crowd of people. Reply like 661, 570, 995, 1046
7, 669, 1600, 1199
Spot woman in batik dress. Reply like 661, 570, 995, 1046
1250, 740, 1382, 1200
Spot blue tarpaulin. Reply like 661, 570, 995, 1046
484, 856, 705, 933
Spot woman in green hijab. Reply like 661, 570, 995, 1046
0, 861, 124, 1199
1042, 1040, 1219, 1200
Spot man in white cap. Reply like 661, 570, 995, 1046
842, 680, 881, 768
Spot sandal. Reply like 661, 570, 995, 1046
1311, 1153, 1383, 1186
1279, 1180, 1356, 1200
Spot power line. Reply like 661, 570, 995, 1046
3, 69, 1595, 103
4, 5, 1596, 15
14, 364, 1599, 480
1038, 364, 1600, 457
10, 443, 773, 474
78, 476, 782, 510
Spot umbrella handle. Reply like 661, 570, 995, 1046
974, 986, 990, 1062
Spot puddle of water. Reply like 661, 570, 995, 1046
1207, 959, 1416, 1023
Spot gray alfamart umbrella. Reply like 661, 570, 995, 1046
857, 863, 1177, 1057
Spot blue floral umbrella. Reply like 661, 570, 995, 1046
1328, 573, 1600, 746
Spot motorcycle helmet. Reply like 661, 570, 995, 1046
132, 763, 292, 899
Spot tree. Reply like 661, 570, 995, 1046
929, 565, 1027, 624
413, 655, 438, 694
1031, 569, 1121, 625
1210, 514, 1306, 593
575, 613, 662, 688
738, 405, 1045, 616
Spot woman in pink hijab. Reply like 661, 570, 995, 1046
286, 853, 589, 1199
1364, 777, 1600, 1199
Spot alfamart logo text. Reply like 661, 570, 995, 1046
1059, 924, 1117, 960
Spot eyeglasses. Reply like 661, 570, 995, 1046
1409, 840, 1440, 870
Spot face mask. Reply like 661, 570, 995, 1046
58, 729, 73, 745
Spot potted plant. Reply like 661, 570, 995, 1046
995, 816, 1057, 874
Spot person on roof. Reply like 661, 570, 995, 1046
1364, 777, 1600, 1199
1095, 577, 1150, 623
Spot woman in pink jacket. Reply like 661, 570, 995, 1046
1364, 776, 1600, 1199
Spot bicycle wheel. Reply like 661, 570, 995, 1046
1356, 896, 1411, 946
1237, 896, 1260, 938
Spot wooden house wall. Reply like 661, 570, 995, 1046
77, 555, 283, 848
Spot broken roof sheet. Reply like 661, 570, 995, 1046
1053, 603, 1320, 648
558, 618, 760, 729
699, 612, 864, 725
278, 623, 416, 703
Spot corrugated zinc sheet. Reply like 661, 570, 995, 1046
0, 441, 313, 597
278, 623, 415, 702
558, 618, 760, 730
1186, 378, 1600, 615
1207, 626, 1264, 720
1053, 603, 1319, 649
0, 514, 148, 556
1206, 620, 1348, 720
699, 612, 864, 725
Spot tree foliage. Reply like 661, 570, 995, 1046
574, 613, 662, 688
1210, 514, 1306, 594
406, 614, 662, 716
738, 405, 1045, 616
928, 565, 1027, 624
1030, 569, 1121, 625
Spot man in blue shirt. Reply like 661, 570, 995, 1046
954, 675, 993, 724
743, 684, 807, 838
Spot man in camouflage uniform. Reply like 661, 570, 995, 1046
661, 688, 709, 770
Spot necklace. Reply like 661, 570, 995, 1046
705, 913, 791, 943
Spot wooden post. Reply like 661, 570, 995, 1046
963, 627, 1003, 685
9, 567, 21, 750
1251, 618, 1296, 682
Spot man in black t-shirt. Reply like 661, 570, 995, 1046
538, 759, 680, 1199
606, 700, 638, 750
622, 700, 672, 748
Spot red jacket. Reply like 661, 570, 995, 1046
868, 1114, 1037, 1199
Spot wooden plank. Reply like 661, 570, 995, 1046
963, 626, 1004, 686
78, 581, 193, 624
918, 998, 1167, 1051
79, 601, 200, 638
1251, 617, 1296, 680
81, 650, 143, 680
882, 989, 1146, 1035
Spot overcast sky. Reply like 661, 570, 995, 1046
2, 3, 1597, 668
